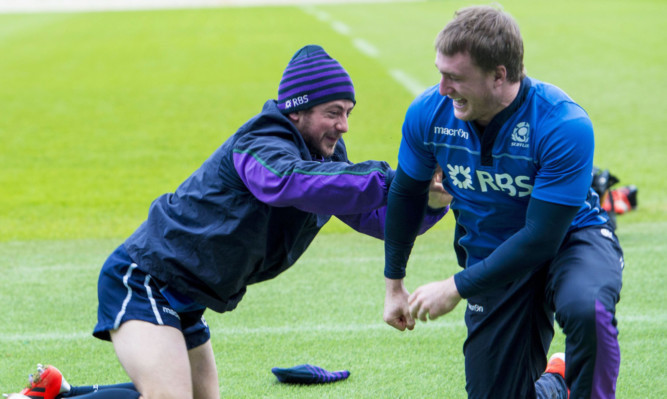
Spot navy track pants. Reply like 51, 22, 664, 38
462, 222, 623, 398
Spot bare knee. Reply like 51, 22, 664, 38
111, 321, 195, 399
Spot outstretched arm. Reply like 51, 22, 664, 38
232, 134, 395, 216
337, 166, 450, 239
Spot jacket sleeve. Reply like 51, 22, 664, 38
336, 205, 447, 240
232, 133, 393, 215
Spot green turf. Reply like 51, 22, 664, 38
1, 0, 665, 397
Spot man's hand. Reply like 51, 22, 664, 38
383, 278, 415, 331
408, 276, 462, 322
428, 165, 452, 209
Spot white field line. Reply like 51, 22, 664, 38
0, 314, 662, 342
300, 6, 427, 95
352, 38, 380, 58
389, 68, 427, 96
303, 6, 331, 22
330, 20, 352, 36
0, 0, 424, 13
0, 321, 461, 342
0, 0, 429, 95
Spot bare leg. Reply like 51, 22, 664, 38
188, 340, 220, 399
111, 320, 193, 399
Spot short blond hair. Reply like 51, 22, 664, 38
435, 5, 525, 82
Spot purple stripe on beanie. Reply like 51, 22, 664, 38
304, 85, 355, 101
287, 51, 328, 66
280, 76, 354, 98
592, 300, 620, 398
284, 54, 332, 70
280, 65, 347, 86
282, 60, 341, 80
283, 61, 338, 77
279, 71, 351, 94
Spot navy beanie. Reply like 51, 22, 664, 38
277, 45, 355, 114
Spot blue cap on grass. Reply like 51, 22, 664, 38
277, 45, 355, 114
271, 364, 350, 384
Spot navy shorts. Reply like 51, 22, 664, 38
93, 245, 210, 350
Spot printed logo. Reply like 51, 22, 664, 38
477, 170, 533, 197
162, 306, 180, 319
434, 126, 470, 139
600, 228, 613, 239
287, 94, 309, 109
468, 303, 484, 313
446, 163, 533, 197
447, 164, 475, 190
511, 121, 530, 148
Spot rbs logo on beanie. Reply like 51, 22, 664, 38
285, 95, 309, 110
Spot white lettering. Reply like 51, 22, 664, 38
162, 306, 180, 319
434, 126, 469, 139
290, 94, 309, 106
515, 176, 533, 197
475, 170, 533, 197
476, 170, 498, 193
495, 173, 516, 196
468, 303, 484, 313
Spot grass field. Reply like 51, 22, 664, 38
1, 0, 666, 397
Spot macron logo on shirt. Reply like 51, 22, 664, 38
468, 303, 484, 313
434, 126, 470, 139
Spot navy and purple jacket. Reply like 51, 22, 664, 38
124, 100, 446, 313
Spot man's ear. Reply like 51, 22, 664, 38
493, 65, 507, 87
287, 112, 300, 123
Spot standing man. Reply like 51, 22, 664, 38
91, 44, 449, 399
382, 5, 623, 399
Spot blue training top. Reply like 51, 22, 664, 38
390, 77, 608, 296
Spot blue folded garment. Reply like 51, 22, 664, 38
271, 364, 350, 384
